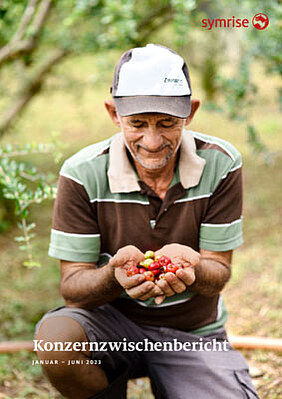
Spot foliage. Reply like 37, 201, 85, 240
247, 125, 275, 165
216, 56, 275, 164
246, 0, 282, 75
203, 0, 281, 165
248, 0, 282, 109
0, 139, 61, 266
218, 56, 257, 121
0, 0, 280, 137
0, 0, 197, 136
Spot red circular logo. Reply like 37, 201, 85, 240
252, 13, 269, 30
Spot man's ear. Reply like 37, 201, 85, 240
104, 100, 121, 127
184, 99, 200, 126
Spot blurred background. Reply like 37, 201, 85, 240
0, 0, 281, 397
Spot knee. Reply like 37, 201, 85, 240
35, 316, 108, 398
35, 316, 89, 361
36, 316, 87, 342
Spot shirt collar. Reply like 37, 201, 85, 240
107, 130, 206, 193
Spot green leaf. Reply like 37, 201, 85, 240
14, 236, 26, 242
23, 261, 41, 268
26, 223, 36, 231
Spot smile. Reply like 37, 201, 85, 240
137, 144, 171, 155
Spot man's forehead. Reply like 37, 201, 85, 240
123, 113, 183, 121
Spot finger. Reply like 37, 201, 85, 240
187, 251, 200, 267
179, 261, 191, 268
109, 254, 126, 268
110, 254, 136, 268
164, 272, 187, 293
176, 267, 196, 285
123, 274, 146, 289
126, 281, 157, 299
156, 279, 175, 297
110, 248, 144, 268
172, 258, 193, 269
138, 285, 164, 301
155, 295, 166, 304
115, 268, 145, 289
173, 253, 200, 268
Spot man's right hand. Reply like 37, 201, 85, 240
109, 245, 164, 301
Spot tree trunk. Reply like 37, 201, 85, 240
0, 48, 68, 137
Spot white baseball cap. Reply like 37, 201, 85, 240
111, 44, 192, 118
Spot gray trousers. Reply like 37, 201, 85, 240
35, 304, 259, 399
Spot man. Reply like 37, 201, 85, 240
35, 44, 259, 399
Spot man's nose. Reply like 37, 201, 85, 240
142, 127, 163, 151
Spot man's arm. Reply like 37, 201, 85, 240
188, 248, 232, 296
60, 261, 123, 309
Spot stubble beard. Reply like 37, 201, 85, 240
123, 132, 183, 171
134, 148, 173, 170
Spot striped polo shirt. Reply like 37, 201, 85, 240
49, 129, 243, 334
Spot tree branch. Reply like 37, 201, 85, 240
0, 38, 34, 65
0, 48, 68, 137
0, 0, 52, 67
134, 5, 175, 46
136, 4, 173, 33
12, 0, 40, 42
137, 14, 175, 46
31, 0, 52, 39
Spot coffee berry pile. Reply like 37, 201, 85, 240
126, 250, 183, 282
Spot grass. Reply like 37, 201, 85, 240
0, 53, 281, 398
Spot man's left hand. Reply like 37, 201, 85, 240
154, 244, 200, 304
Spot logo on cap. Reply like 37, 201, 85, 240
164, 77, 184, 86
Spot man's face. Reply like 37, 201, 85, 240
119, 113, 185, 170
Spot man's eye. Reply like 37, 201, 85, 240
161, 122, 175, 128
132, 123, 144, 128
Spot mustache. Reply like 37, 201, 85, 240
136, 143, 172, 153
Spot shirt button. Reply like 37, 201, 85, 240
164, 208, 167, 212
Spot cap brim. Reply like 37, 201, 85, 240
113, 95, 191, 118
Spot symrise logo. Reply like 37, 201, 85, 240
252, 13, 269, 30
202, 13, 269, 30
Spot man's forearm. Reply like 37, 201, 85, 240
189, 257, 231, 296
61, 263, 123, 309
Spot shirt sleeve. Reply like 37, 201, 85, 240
48, 174, 100, 262
199, 163, 243, 252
